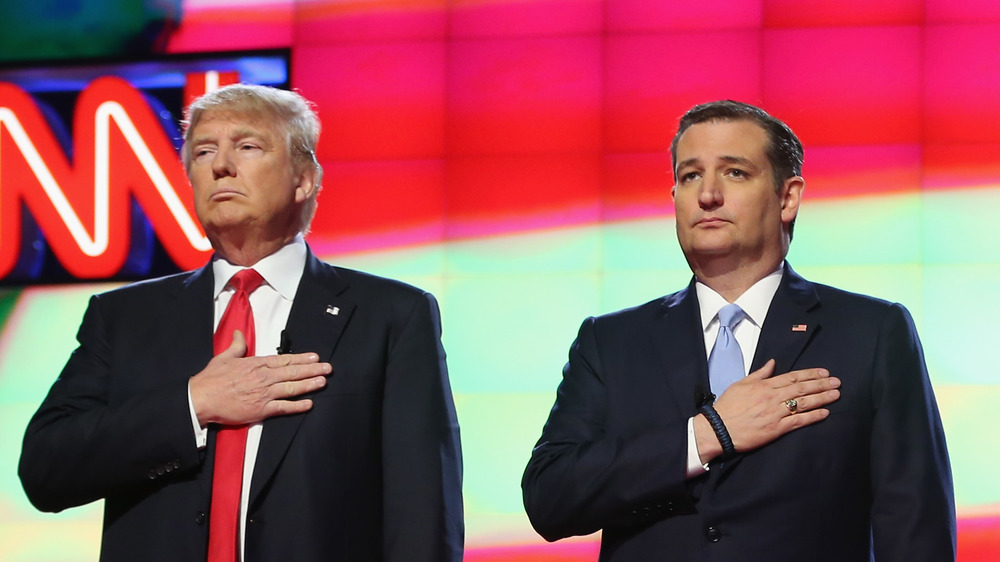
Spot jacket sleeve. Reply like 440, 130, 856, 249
870, 303, 956, 561
381, 291, 464, 561
18, 294, 202, 513
521, 317, 693, 542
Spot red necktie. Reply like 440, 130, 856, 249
208, 269, 265, 562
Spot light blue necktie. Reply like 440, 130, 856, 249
708, 303, 746, 397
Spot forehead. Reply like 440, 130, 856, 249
675, 119, 769, 164
190, 109, 284, 140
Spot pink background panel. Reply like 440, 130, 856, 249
763, 26, 922, 146
294, 43, 447, 161
312, 159, 446, 253
602, 152, 675, 221
804, 144, 922, 199
293, 0, 447, 43
763, 0, 923, 27
445, 153, 602, 238
450, 0, 603, 37
603, 31, 763, 153
606, 0, 763, 32
924, 24, 1000, 144
447, 36, 603, 155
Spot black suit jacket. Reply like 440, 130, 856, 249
522, 264, 955, 561
20, 251, 464, 561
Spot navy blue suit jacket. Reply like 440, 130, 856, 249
20, 251, 464, 562
523, 264, 954, 561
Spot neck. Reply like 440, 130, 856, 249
210, 230, 298, 267
690, 254, 784, 303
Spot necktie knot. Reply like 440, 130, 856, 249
717, 303, 745, 330
708, 303, 747, 396
228, 268, 265, 295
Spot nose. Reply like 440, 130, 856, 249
698, 173, 723, 209
211, 147, 236, 180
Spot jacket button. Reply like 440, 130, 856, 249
195, 511, 206, 525
706, 525, 722, 542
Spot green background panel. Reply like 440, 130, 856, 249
441, 272, 600, 395
790, 192, 923, 266
935, 385, 1000, 508
923, 188, 1000, 265
921, 263, 1000, 385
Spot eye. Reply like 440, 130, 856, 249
193, 146, 216, 160
726, 168, 749, 179
679, 171, 701, 183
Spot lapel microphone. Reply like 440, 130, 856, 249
277, 330, 292, 354
694, 385, 716, 408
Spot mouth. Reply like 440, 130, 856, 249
209, 187, 243, 202
695, 217, 728, 227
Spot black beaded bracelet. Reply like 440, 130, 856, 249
699, 404, 736, 460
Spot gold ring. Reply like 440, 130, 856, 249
784, 398, 798, 414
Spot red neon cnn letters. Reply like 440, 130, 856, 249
0, 77, 212, 279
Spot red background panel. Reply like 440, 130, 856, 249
924, 144, 1000, 190
293, 42, 447, 161
312, 159, 445, 252
763, 27, 922, 146
450, 0, 603, 37
294, 0, 447, 43
763, 0, 923, 27
924, 24, 1000, 144
603, 31, 763, 153
446, 153, 601, 238
167, 3, 293, 52
602, 152, 674, 221
803, 145, 922, 199
447, 36, 603, 155
606, 0, 763, 32
926, 0, 1000, 22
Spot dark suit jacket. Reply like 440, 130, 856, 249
20, 251, 464, 562
522, 264, 955, 561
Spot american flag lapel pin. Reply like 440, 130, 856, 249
791, 324, 807, 332
326, 305, 340, 316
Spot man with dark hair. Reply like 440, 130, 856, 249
20, 84, 464, 562
523, 100, 955, 561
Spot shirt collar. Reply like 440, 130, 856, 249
695, 264, 784, 332
212, 234, 308, 301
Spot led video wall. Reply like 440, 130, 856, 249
1, 1, 999, 561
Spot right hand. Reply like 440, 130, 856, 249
189, 330, 332, 426
695, 359, 840, 462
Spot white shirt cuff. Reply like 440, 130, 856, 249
686, 416, 709, 478
188, 382, 208, 449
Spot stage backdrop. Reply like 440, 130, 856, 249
1, 1, 998, 560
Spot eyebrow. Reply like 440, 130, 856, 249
676, 155, 760, 171
189, 127, 271, 148
718, 155, 759, 170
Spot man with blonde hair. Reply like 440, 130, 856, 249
21, 84, 464, 562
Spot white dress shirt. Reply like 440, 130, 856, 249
685, 265, 784, 476
187, 234, 307, 561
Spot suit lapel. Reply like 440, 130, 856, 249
750, 263, 821, 375
650, 279, 710, 414
710, 264, 821, 476
163, 265, 217, 498
249, 251, 356, 507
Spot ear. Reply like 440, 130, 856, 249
293, 165, 319, 204
780, 176, 804, 226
